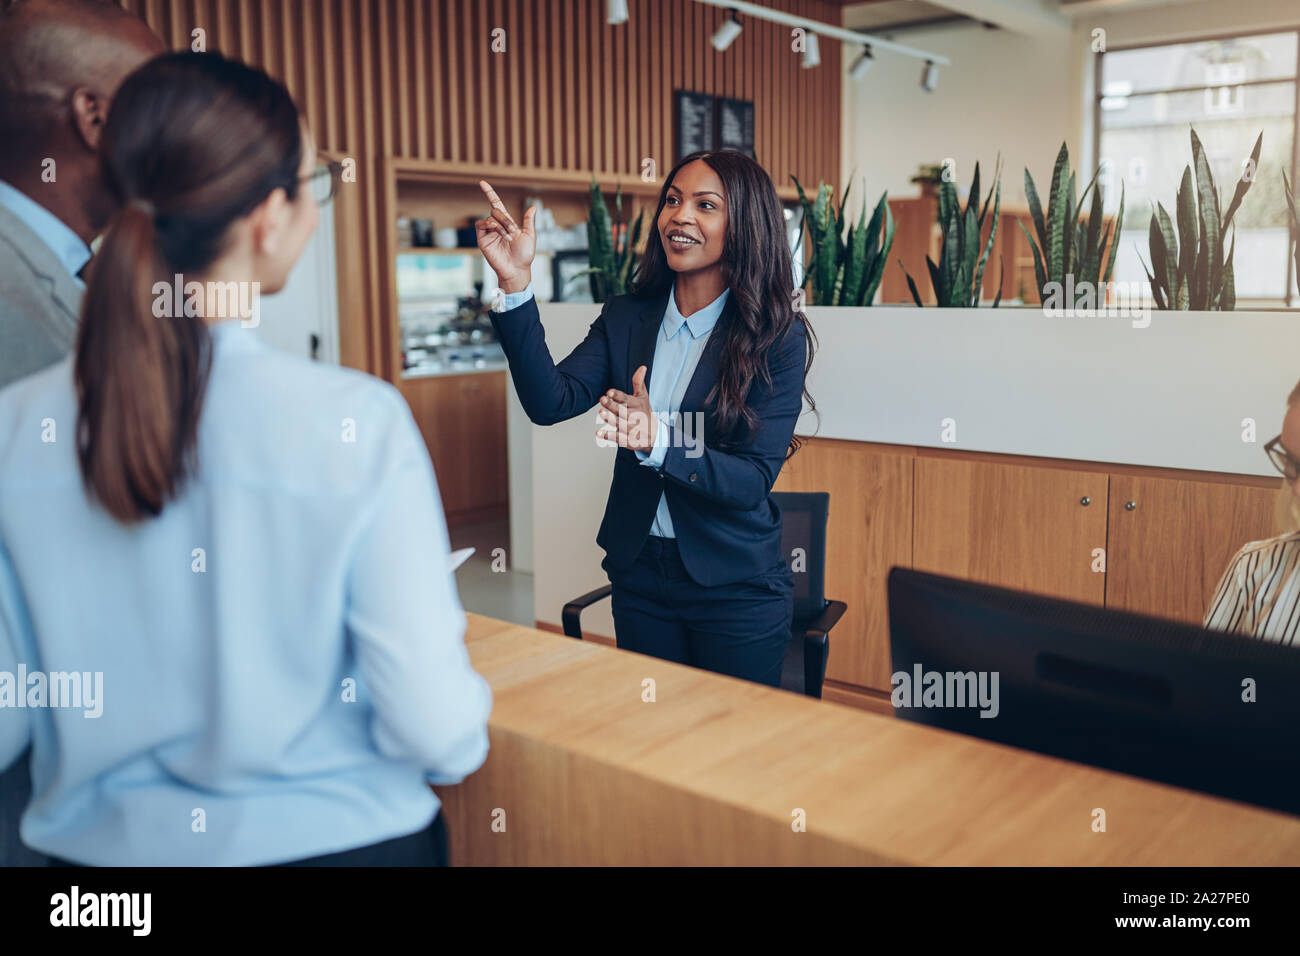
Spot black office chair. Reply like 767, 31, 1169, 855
560, 491, 846, 698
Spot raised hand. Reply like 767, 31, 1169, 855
474, 180, 536, 294
597, 365, 657, 452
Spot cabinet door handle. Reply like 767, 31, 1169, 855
1080, 496, 1091, 506
1125, 500, 1137, 511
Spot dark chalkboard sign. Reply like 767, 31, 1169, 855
717, 97, 755, 158
674, 90, 716, 161
674, 91, 757, 163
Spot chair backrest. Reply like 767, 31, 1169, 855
771, 491, 829, 622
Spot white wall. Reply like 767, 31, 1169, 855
254, 201, 339, 362
507, 304, 617, 637
840, 21, 1076, 207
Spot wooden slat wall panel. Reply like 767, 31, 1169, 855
106, 0, 840, 378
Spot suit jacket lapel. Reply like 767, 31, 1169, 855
627, 289, 730, 444
49, 267, 82, 329
0, 202, 82, 346
679, 294, 731, 417
628, 290, 669, 392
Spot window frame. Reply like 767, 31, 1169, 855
1092, 27, 1300, 306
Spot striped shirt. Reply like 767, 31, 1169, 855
1204, 532, 1300, 645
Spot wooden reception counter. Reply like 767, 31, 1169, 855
433, 614, 1300, 866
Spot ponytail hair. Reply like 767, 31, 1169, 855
75, 52, 303, 523
75, 199, 211, 521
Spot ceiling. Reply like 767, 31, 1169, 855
840, 0, 984, 35
838, 0, 1206, 35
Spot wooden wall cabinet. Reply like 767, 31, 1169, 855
1105, 474, 1277, 625
913, 455, 1109, 607
780, 438, 1280, 705
398, 372, 509, 528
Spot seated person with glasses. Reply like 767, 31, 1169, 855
1205, 379, 1300, 644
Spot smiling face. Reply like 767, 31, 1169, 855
658, 158, 728, 277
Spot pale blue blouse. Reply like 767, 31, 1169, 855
0, 320, 492, 865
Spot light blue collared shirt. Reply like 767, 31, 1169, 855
0, 321, 492, 865
0, 180, 91, 286
496, 283, 728, 538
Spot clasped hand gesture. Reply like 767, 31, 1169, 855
598, 366, 657, 453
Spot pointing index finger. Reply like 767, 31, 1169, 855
479, 180, 518, 228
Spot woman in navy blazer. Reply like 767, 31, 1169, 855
477, 151, 816, 687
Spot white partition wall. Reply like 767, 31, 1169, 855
511, 303, 1300, 635
253, 201, 340, 363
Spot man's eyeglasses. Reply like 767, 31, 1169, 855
299, 159, 343, 206
1265, 434, 1300, 482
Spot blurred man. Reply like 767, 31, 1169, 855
0, 0, 164, 865
0, 0, 163, 381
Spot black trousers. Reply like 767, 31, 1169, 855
0, 752, 45, 866
47, 811, 448, 867
610, 534, 794, 687
274, 812, 447, 866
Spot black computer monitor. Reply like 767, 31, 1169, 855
887, 567, 1300, 817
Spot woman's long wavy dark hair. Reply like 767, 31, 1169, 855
631, 150, 816, 457
75, 51, 303, 523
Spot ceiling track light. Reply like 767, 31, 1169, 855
711, 9, 743, 51
850, 44, 874, 80
606, 0, 629, 25
921, 59, 940, 92
801, 31, 820, 69
689, 0, 950, 71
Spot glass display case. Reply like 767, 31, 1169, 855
397, 249, 556, 378
397, 250, 507, 378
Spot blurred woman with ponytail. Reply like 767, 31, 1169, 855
0, 52, 491, 866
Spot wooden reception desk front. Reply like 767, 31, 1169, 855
433, 614, 1300, 865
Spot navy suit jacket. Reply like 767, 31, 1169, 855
489, 290, 806, 587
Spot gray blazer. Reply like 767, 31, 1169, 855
0, 199, 82, 866
0, 199, 82, 390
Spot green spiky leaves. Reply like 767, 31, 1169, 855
792, 176, 896, 307
1021, 142, 1124, 309
1142, 128, 1261, 311
585, 181, 644, 303
901, 158, 1004, 308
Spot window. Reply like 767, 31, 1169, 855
1095, 31, 1300, 305
1205, 62, 1246, 114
